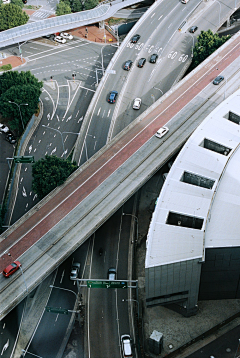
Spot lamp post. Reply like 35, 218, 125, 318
122, 213, 138, 243
122, 298, 139, 318
8, 101, 28, 130
100, 46, 105, 75
188, 33, 195, 58
42, 125, 81, 159
84, 134, 96, 161
21, 349, 43, 358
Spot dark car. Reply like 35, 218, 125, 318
150, 54, 158, 63
189, 26, 198, 33
213, 75, 224, 85
5, 132, 16, 144
3, 261, 21, 278
131, 34, 140, 43
123, 60, 133, 71
137, 58, 146, 68
22, 0, 27, 3
108, 90, 118, 104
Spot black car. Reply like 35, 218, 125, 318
131, 34, 140, 43
108, 90, 118, 104
150, 54, 158, 63
137, 58, 146, 68
5, 133, 16, 144
213, 75, 224, 85
22, 0, 27, 3
189, 26, 198, 33
123, 60, 133, 71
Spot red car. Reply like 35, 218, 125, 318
3, 261, 21, 277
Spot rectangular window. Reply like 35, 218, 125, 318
166, 212, 204, 230
199, 138, 231, 156
181, 172, 215, 189
228, 111, 240, 124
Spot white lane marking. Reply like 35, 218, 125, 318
22, 187, 27, 198
29, 145, 32, 154
1, 339, 9, 355
107, 110, 111, 117
151, 12, 155, 18
158, 15, 163, 20
60, 270, 65, 284
97, 107, 101, 116
50, 147, 57, 155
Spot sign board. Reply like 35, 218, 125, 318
87, 280, 128, 288
14, 156, 35, 163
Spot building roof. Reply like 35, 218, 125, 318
146, 89, 240, 268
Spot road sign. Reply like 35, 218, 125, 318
14, 156, 34, 163
45, 306, 68, 314
87, 280, 128, 288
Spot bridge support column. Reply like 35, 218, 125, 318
99, 20, 104, 29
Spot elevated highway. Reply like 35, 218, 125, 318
0, 30, 240, 320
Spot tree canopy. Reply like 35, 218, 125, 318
0, 3, 29, 30
10, 0, 24, 9
0, 71, 43, 133
191, 30, 230, 70
32, 155, 78, 199
56, 1, 71, 15
84, 0, 98, 10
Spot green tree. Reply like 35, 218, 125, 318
10, 0, 24, 8
0, 3, 29, 30
71, 0, 83, 12
84, 0, 98, 10
32, 155, 78, 199
0, 84, 41, 131
191, 30, 230, 70
0, 70, 43, 97
56, 1, 71, 15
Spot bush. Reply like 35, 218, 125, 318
0, 64, 12, 71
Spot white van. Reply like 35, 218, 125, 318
181, 0, 190, 3
121, 335, 133, 357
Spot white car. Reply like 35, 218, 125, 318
121, 334, 133, 358
54, 36, 66, 44
60, 32, 73, 40
133, 98, 141, 110
0, 124, 9, 133
155, 126, 169, 138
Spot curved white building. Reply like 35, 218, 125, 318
145, 89, 240, 316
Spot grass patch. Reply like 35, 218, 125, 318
0, 64, 12, 71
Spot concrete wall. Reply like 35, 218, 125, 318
145, 259, 201, 317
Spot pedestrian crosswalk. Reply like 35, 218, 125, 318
30, 10, 55, 21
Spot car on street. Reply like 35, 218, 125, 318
133, 98, 141, 110
155, 126, 169, 138
0, 124, 9, 133
108, 90, 118, 104
131, 34, 140, 43
5, 132, 17, 144
150, 54, 158, 63
123, 60, 133, 71
3, 261, 21, 277
22, 0, 27, 3
213, 75, 224, 85
121, 334, 133, 357
60, 32, 73, 40
189, 25, 198, 33
54, 36, 66, 44
107, 267, 116, 280
70, 262, 80, 280
137, 58, 146, 68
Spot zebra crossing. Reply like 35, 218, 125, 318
30, 9, 55, 21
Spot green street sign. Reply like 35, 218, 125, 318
45, 306, 68, 314
14, 156, 35, 164
87, 280, 128, 289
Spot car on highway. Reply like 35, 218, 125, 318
131, 34, 140, 43
189, 26, 198, 33
213, 75, 224, 85
137, 58, 146, 68
133, 98, 141, 110
60, 32, 73, 40
3, 261, 21, 277
155, 126, 169, 138
121, 334, 133, 357
108, 90, 118, 104
150, 54, 158, 63
123, 60, 133, 71
70, 262, 80, 280
0, 124, 9, 133
43, 34, 54, 39
54, 36, 66, 44
107, 267, 116, 280
5, 132, 17, 144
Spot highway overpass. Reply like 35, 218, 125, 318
0, 30, 240, 320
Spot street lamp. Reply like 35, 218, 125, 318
122, 298, 139, 318
122, 213, 139, 243
8, 101, 28, 130
21, 349, 43, 357
84, 134, 96, 161
100, 46, 105, 75
42, 125, 81, 159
